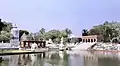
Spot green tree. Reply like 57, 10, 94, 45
65, 28, 72, 36
39, 28, 45, 35
59, 30, 68, 38
0, 19, 7, 33
88, 21, 120, 42
0, 19, 13, 42
38, 28, 46, 40
0, 31, 12, 42
33, 28, 72, 44
82, 29, 89, 36
2, 22, 12, 32
45, 29, 61, 42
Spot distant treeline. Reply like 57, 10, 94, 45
82, 21, 120, 42
1, 18, 119, 43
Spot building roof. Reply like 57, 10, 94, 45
82, 35, 98, 38
20, 33, 28, 41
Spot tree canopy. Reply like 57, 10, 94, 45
27, 28, 72, 44
83, 21, 120, 42
0, 19, 12, 42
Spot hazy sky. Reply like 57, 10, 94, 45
0, 0, 120, 36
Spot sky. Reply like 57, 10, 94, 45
0, 0, 120, 36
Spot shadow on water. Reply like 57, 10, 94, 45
0, 50, 120, 66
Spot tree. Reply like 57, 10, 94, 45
39, 28, 45, 35
59, 30, 68, 38
44, 29, 61, 42
33, 28, 72, 44
82, 29, 89, 36
2, 22, 12, 32
38, 28, 46, 40
0, 19, 7, 33
0, 31, 12, 42
88, 21, 120, 42
65, 28, 72, 36
0, 19, 13, 42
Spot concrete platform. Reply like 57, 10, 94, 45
0, 48, 49, 56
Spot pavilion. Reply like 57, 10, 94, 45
81, 35, 102, 43
20, 33, 46, 49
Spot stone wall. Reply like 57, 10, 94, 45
0, 43, 19, 49
0, 43, 11, 48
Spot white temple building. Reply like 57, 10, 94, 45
10, 24, 20, 48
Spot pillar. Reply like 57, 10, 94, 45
86, 39, 87, 43
28, 42, 31, 48
82, 39, 84, 42
42, 41, 45, 48
23, 41, 26, 48
96, 38, 97, 42
90, 39, 91, 43
40, 41, 42, 47
44, 41, 46, 48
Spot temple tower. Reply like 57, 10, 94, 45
10, 24, 19, 48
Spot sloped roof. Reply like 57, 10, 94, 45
20, 33, 28, 41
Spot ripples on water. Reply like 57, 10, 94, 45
0, 50, 120, 66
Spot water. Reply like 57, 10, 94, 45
0, 51, 120, 66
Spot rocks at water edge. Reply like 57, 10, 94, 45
92, 43, 120, 50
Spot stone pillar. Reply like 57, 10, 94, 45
86, 39, 87, 43
40, 41, 42, 48
43, 41, 46, 48
23, 41, 26, 48
90, 39, 91, 43
28, 42, 31, 48
96, 38, 97, 42
36, 42, 38, 46
82, 39, 84, 42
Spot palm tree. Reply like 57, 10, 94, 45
82, 29, 89, 36
39, 28, 45, 35
65, 28, 72, 36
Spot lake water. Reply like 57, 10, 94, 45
0, 50, 120, 66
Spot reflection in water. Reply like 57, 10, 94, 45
0, 51, 120, 66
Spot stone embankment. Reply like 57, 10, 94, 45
92, 42, 120, 51
0, 48, 49, 55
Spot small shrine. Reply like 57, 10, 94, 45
20, 33, 46, 49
